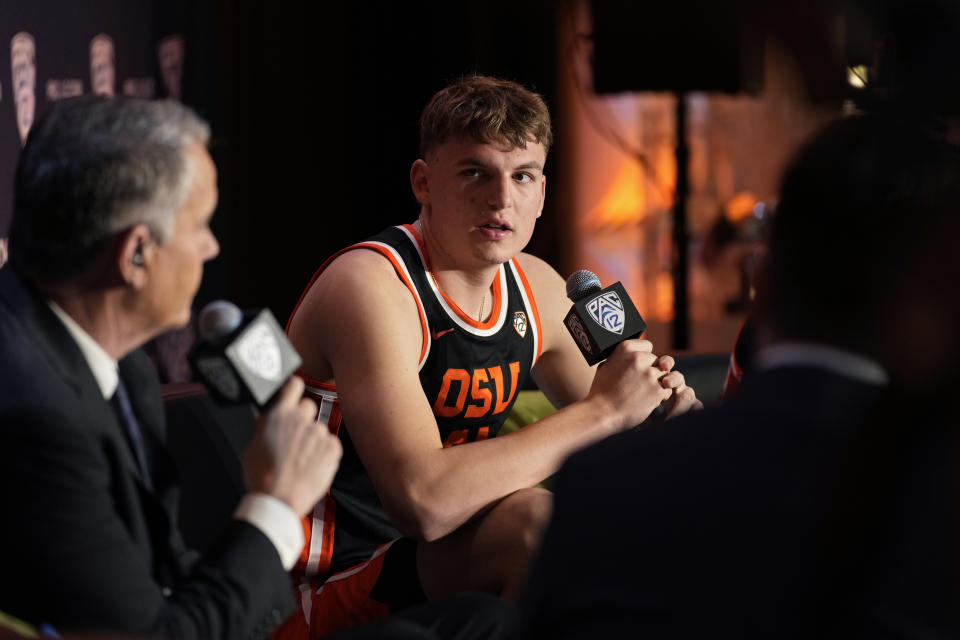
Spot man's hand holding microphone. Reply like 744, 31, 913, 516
243, 376, 341, 516
191, 300, 341, 518
565, 270, 702, 432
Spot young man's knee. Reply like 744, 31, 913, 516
495, 487, 553, 551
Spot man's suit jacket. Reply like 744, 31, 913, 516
0, 267, 294, 639
522, 365, 892, 638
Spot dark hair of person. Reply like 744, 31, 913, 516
760, 113, 960, 349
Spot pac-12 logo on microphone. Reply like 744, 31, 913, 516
586, 292, 625, 334
235, 324, 283, 381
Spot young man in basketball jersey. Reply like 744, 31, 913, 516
280, 75, 702, 637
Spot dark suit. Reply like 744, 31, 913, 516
0, 267, 293, 639
522, 364, 892, 638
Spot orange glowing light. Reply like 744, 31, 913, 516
723, 191, 758, 224
584, 161, 646, 229
654, 271, 674, 322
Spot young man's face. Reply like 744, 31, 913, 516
414, 135, 546, 269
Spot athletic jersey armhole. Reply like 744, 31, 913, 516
286, 242, 431, 369
286, 251, 344, 335
510, 258, 543, 367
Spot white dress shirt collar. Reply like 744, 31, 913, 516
48, 300, 119, 400
755, 342, 889, 386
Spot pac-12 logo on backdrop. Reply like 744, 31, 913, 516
11, 32, 36, 146
512, 311, 527, 338
157, 35, 184, 100
90, 35, 116, 97
586, 291, 624, 335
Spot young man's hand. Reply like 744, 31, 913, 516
654, 355, 704, 418
586, 339, 673, 432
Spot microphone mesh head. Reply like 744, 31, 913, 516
566, 269, 602, 302
198, 300, 243, 341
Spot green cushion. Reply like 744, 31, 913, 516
502, 390, 557, 435
502, 390, 558, 489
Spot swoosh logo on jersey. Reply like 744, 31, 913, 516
431, 327, 455, 340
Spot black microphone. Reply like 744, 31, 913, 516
188, 300, 302, 410
564, 270, 666, 423
564, 270, 648, 366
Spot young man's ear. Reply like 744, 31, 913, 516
410, 159, 430, 205
537, 173, 546, 219
117, 224, 153, 288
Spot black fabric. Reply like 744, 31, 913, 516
110, 377, 153, 491
328, 592, 519, 640
369, 538, 427, 610
522, 365, 891, 639
163, 387, 255, 555
0, 267, 293, 639
813, 380, 960, 637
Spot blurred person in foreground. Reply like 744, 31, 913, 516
522, 112, 960, 638
281, 75, 701, 637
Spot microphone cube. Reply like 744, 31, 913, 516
190, 309, 303, 409
225, 310, 302, 407
564, 281, 647, 366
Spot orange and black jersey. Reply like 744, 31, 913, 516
286, 224, 543, 577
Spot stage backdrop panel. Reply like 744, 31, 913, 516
0, 1, 191, 267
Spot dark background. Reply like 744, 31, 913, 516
2, 0, 958, 329
0, 0, 560, 326
214, 1, 560, 324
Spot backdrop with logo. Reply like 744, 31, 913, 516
0, 1, 207, 268
0, 1, 558, 331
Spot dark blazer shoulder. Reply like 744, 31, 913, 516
0, 268, 293, 639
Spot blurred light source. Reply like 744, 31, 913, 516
724, 191, 758, 224
846, 65, 868, 88
594, 162, 645, 227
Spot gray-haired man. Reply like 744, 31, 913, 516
0, 95, 341, 639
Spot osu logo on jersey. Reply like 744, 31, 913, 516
432, 361, 520, 419
513, 311, 528, 338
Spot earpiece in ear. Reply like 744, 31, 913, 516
132, 247, 144, 266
